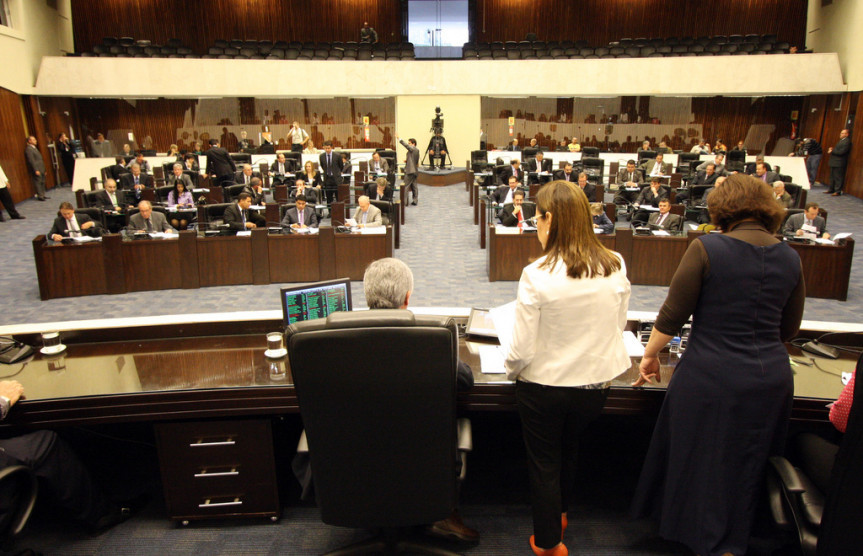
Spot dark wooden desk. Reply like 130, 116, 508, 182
486, 226, 855, 299
33, 227, 394, 299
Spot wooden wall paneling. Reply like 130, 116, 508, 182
23, 96, 59, 193
71, 0, 404, 56
474, 0, 807, 48
38, 97, 81, 184
816, 94, 851, 185
799, 95, 828, 142
0, 88, 32, 203
844, 93, 863, 199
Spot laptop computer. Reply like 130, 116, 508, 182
280, 278, 352, 327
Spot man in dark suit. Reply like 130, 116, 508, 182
368, 151, 390, 175
491, 176, 525, 205
205, 139, 237, 187
398, 136, 420, 205
506, 138, 521, 152
500, 190, 536, 227
234, 164, 261, 186
616, 160, 643, 187
772, 181, 794, 209
632, 178, 669, 226
576, 172, 597, 202
119, 163, 153, 205
96, 179, 125, 232
366, 177, 393, 201
128, 200, 175, 233
677, 163, 719, 204
270, 153, 291, 185
696, 154, 728, 176
167, 163, 194, 190
280, 194, 319, 230
784, 203, 830, 239
290, 179, 319, 204
108, 156, 128, 181
49, 202, 101, 241
647, 199, 683, 232
527, 151, 552, 184
224, 192, 266, 230
319, 140, 344, 204
751, 162, 780, 184
25, 135, 47, 201
553, 162, 577, 183
643, 153, 672, 178
426, 130, 449, 170
826, 128, 851, 196
501, 159, 524, 184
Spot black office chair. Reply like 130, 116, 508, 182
582, 157, 604, 184
154, 185, 173, 205
581, 146, 600, 157
203, 203, 231, 225
0, 465, 37, 550
677, 152, 700, 178
81, 191, 102, 208
784, 183, 807, 208
286, 310, 471, 556
222, 184, 246, 203
75, 208, 105, 232
637, 150, 657, 164
369, 199, 393, 226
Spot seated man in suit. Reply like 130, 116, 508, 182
744, 156, 772, 175
234, 164, 261, 186
751, 161, 780, 184
128, 200, 175, 233
352, 195, 382, 228
553, 162, 577, 183
656, 141, 673, 154
242, 177, 267, 206
128, 152, 150, 174
576, 172, 597, 202
340, 153, 352, 181
96, 178, 126, 233
643, 152, 671, 179
223, 192, 266, 231
677, 163, 719, 204
367, 177, 393, 202
500, 189, 535, 227
167, 163, 193, 190
527, 151, 552, 184
49, 202, 101, 241
632, 177, 669, 227
501, 158, 524, 185
772, 181, 794, 209
270, 153, 291, 185
119, 163, 153, 205
690, 140, 710, 154
637, 140, 652, 156
614, 159, 643, 204
647, 199, 683, 232
182, 153, 199, 173
785, 202, 830, 239
507, 138, 521, 152
368, 151, 389, 176
491, 176, 525, 205
280, 194, 319, 230
290, 178, 319, 204
108, 156, 127, 181
696, 154, 727, 176
591, 202, 615, 234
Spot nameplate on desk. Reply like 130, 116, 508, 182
70, 236, 102, 243
192, 188, 210, 193
495, 226, 522, 235
250, 205, 266, 210
358, 227, 386, 235
236, 231, 252, 237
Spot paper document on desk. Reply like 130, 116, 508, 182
71, 235, 101, 243
489, 300, 516, 357
152, 232, 178, 239
833, 232, 852, 240
478, 344, 506, 374
359, 227, 386, 235
815, 238, 835, 245
495, 226, 521, 235
652, 230, 671, 236
345, 218, 358, 227
623, 331, 645, 357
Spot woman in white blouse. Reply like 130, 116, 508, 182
504, 180, 631, 556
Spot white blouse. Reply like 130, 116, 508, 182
505, 253, 632, 386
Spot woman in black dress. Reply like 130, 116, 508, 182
631, 174, 805, 556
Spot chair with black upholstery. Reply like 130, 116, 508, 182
726, 149, 746, 172
203, 203, 231, 226
581, 146, 600, 157
154, 185, 173, 205
75, 207, 105, 231
286, 310, 470, 556
677, 152, 700, 178
582, 157, 604, 184
222, 184, 246, 203
369, 199, 393, 226
783, 183, 807, 208
0, 465, 38, 551
637, 150, 657, 164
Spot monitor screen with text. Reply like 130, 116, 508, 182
281, 278, 352, 326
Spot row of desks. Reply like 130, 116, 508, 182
32, 226, 393, 300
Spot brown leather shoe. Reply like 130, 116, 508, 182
427, 510, 479, 543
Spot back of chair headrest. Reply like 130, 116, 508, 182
286, 309, 454, 336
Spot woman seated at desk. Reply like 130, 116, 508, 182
297, 161, 323, 191
303, 140, 319, 155
166, 181, 195, 230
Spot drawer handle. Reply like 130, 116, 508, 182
190, 439, 235, 447
199, 498, 243, 508
194, 468, 239, 478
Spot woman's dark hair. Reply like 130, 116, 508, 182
708, 173, 784, 232
535, 180, 621, 278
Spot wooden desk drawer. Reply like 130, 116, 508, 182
155, 418, 279, 522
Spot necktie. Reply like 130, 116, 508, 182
109, 192, 116, 207
242, 209, 247, 227
135, 175, 139, 185
327, 154, 332, 174
146, 218, 153, 232
517, 208, 523, 230
658, 214, 665, 227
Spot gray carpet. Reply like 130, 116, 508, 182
1, 180, 861, 325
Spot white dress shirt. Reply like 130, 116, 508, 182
505, 253, 631, 386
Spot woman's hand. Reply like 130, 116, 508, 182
632, 355, 661, 386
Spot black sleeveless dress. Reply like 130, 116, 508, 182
632, 233, 801, 556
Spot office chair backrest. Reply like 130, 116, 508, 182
0, 465, 37, 543
204, 203, 231, 223
286, 310, 458, 529
581, 146, 600, 157
369, 199, 393, 225
223, 184, 246, 202
155, 185, 173, 204
278, 203, 297, 220
638, 150, 657, 163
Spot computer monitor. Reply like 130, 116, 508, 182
280, 278, 352, 327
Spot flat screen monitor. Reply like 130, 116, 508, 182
280, 278, 352, 327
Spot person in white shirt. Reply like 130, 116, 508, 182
504, 180, 631, 555
0, 162, 24, 221
288, 121, 309, 153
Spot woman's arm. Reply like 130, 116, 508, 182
504, 269, 540, 380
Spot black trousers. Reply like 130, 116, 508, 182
403, 172, 418, 203
0, 187, 20, 218
291, 144, 303, 153
516, 381, 608, 549
829, 164, 847, 193
0, 430, 110, 526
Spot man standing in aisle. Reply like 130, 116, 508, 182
826, 129, 851, 196
319, 141, 344, 204
205, 139, 237, 188
398, 136, 420, 206
25, 136, 48, 201
288, 121, 309, 153
0, 162, 25, 221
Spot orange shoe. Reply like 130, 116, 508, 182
530, 535, 568, 555
561, 513, 568, 539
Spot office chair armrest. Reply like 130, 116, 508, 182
457, 418, 472, 453
297, 430, 309, 453
768, 455, 805, 493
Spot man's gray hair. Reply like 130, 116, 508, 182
364, 258, 413, 309
173, 163, 183, 170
